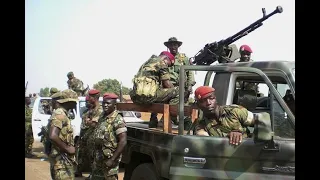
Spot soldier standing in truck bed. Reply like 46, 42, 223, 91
67, 71, 88, 96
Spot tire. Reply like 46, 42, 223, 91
130, 163, 159, 180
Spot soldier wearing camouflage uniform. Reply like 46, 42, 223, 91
129, 51, 178, 128
67, 72, 88, 96
76, 89, 103, 179
91, 93, 127, 180
193, 86, 255, 146
164, 37, 196, 99
25, 97, 34, 158
163, 37, 196, 128
48, 89, 78, 180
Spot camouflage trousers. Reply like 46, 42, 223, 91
49, 155, 75, 180
25, 122, 34, 154
76, 128, 94, 173
91, 164, 119, 180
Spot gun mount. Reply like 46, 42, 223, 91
191, 6, 283, 65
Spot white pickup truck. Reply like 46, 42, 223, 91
32, 96, 144, 143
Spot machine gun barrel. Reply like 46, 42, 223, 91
192, 6, 283, 65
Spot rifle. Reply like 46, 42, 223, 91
40, 125, 78, 165
191, 6, 283, 65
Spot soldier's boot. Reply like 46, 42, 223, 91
148, 112, 158, 128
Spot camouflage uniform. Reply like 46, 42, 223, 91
91, 110, 127, 180
130, 55, 179, 105
25, 104, 34, 155
195, 105, 253, 137
169, 52, 196, 95
48, 90, 77, 180
77, 105, 103, 174
67, 72, 86, 96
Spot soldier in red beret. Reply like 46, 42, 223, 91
193, 86, 255, 146
130, 51, 180, 128
239, 44, 253, 62
75, 89, 103, 178
90, 92, 127, 179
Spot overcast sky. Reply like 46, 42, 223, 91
25, 0, 295, 95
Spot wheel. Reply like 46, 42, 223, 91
130, 163, 159, 180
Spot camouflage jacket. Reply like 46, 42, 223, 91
67, 77, 84, 93
195, 105, 254, 137
168, 53, 196, 87
25, 105, 32, 123
134, 55, 171, 84
80, 104, 103, 130
48, 107, 75, 168
92, 110, 127, 176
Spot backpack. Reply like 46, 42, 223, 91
130, 56, 160, 104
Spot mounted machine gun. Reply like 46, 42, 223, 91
191, 6, 283, 65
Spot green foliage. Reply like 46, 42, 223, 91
93, 79, 132, 96
39, 87, 50, 97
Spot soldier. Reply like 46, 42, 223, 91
48, 89, 78, 180
163, 37, 196, 128
238, 44, 253, 62
25, 96, 34, 158
67, 71, 88, 96
76, 89, 103, 179
129, 51, 178, 128
91, 93, 127, 180
164, 37, 196, 98
193, 86, 255, 146
50, 87, 60, 96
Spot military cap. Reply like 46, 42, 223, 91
88, 89, 100, 96
194, 86, 215, 101
239, 45, 253, 53
160, 51, 175, 63
164, 37, 182, 47
67, 71, 74, 77
51, 89, 78, 103
50, 87, 59, 94
103, 93, 118, 100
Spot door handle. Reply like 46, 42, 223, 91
34, 119, 41, 121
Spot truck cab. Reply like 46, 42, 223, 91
119, 61, 295, 180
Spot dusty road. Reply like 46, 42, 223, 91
26, 142, 124, 180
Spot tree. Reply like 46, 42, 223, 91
93, 79, 131, 96
39, 87, 50, 97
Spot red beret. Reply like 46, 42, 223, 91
103, 93, 118, 100
85, 96, 90, 101
239, 45, 253, 53
194, 86, 215, 101
88, 89, 100, 95
160, 51, 175, 63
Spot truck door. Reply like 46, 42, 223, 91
31, 97, 52, 142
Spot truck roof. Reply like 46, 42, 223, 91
215, 60, 294, 72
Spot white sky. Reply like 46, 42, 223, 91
25, 0, 295, 95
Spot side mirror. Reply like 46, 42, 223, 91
135, 112, 141, 118
253, 112, 273, 143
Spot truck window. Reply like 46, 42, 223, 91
233, 77, 295, 139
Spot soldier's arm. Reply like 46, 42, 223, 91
232, 107, 255, 127
110, 115, 127, 161
49, 113, 73, 154
25, 107, 32, 121
184, 57, 196, 87
195, 120, 209, 136
159, 61, 174, 88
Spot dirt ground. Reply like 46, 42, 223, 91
25, 142, 124, 180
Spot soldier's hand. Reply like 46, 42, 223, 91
66, 146, 76, 155
228, 131, 243, 146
